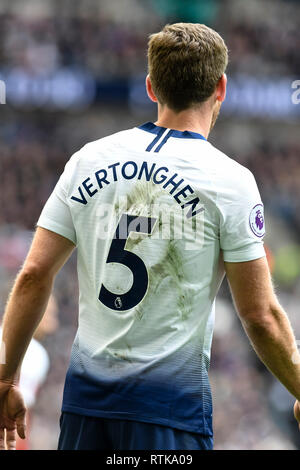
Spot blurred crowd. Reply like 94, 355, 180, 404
246, 142, 300, 235
0, 0, 300, 450
219, 0, 300, 77
0, 13, 149, 79
0, 0, 299, 79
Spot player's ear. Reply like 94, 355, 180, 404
146, 75, 158, 103
216, 73, 227, 103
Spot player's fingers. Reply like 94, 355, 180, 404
0, 428, 5, 450
16, 415, 26, 440
5, 429, 16, 450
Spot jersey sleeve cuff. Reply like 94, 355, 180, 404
222, 243, 265, 263
37, 218, 77, 245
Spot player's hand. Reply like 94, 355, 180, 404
0, 380, 26, 450
294, 400, 300, 430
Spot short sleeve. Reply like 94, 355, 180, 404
218, 168, 266, 263
37, 155, 77, 245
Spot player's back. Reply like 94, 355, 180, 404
38, 122, 265, 435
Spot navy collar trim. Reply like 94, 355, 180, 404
138, 122, 207, 141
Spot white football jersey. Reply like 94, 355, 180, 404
37, 122, 265, 435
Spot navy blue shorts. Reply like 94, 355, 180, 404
58, 412, 213, 450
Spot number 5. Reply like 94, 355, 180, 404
99, 214, 157, 311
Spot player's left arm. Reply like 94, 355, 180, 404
0, 227, 75, 448
219, 165, 300, 429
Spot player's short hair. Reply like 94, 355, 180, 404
148, 23, 228, 112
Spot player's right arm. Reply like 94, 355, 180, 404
0, 227, 75, 449
225, 256, 300, 428
0, 150, 78, 450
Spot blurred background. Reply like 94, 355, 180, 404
0, 0, 299, 450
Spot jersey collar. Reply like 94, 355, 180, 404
138, 122, 207, 141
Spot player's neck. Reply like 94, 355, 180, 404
155, 103, 213, 139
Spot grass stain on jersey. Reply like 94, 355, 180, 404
148, 240, 192, 322
134, 305, 144, 320
112, 352, 133, 363
114, 181, 165, 252
114, 181, 192, 322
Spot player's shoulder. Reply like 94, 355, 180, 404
62, 127, 139, 173
208, 141, 255, 184
205, 142, 260, 208
77, 127, 139, 158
